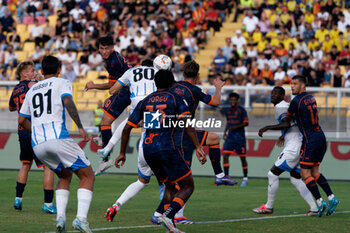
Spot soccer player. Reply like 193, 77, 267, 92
115, 70, 207, 233
259, 75, 340, 217
9, 61, 56, 213
223, 93, 249, 187
84, 35, 131, 175
18, 56, 95, 233
253, 86, 318, 215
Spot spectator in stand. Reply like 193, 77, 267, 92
260, 63, 273, 85
29, 18, 44, 47
274, 66, 286, 86
221, 38, 234, 59
79, 49, 90, 77
4, 45, 17, 71
29, 45, 43, 71
62, 64, 77, 82
0, 69, 9, 80
0, 9, 14, 33
213, 48, 228, 71
88, 49, 104, 74
183, 32, 197, 55
331, 66, 345, 87
8, 28, 21, 50
243, 10, 259, 33
235, 59, 248, 77
308, 69, 323, 87
234, 0, 254, 22
206, 5, 220, 35
37, 0, 53, 17
268, 54, 280, 71
231, 30, 247, 53
70, 3, 85, 20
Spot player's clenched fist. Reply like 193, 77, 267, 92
115, 154, 126, 168
84, 81, 94, 91
196, 147, 207, 165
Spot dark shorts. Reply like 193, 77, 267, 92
102, 87, 131, 120
19, 138, 43, 168
223, 138, 247, 157
299, 138, 327, 169
181, 130, 208, 166
144, 149, 192, 183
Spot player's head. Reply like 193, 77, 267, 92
141, 59, 153, 67
16, 61, 36, 81
98, 36, 114, 59
183, 60, 200, 82
271, 86, 285, 105
229, 92, 240, 107
41, 55, 61, 77
291, 75, 307, 95
154, 70, 174, 90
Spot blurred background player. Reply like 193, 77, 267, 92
115, 70, 207, 233
93, 100, 104, 143
254, 86, 318, 215
9, 61, 56, 214
18, 56, 95, 233
259, 75, 339, 217
84, 36, 131, 175
223, 92, 249, 187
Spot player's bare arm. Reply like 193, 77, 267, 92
258, 117, 291, 137
115, 124, 133, 168
109, 81, 123, 95
185, 125, 207, 165
210, 77, 225, 107
223, 123, 228, 140
62, 95, 90, 142
84, 80, 114, 91
18, 116, 32, 133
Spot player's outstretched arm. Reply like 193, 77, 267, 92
185, 126, 207, 165
18, 116, 32, 133
210, 77, 225, 107
62, 95, 90, 142
109, 81, 123, 95
115, 124, 133, 168
84, 81, 114, 91
258, 117, 291, 137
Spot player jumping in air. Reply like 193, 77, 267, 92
253, 86, 318, 215
115, 70, 207, 233
9, 61, 56, 214
84, 36, 131, 175
223, 93, 249, 187
259, 75, 340, 217
19, 56, 95, 233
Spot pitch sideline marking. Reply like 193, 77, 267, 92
44, 210, 350, 233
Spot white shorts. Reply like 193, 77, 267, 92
274, 140, 302, 172
129, 97, 144, 115
33, 138, 90, 172
137, 131, 153, 179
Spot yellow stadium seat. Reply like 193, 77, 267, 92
48, 15, 58, 27
16, 24, 27, 34
16, 51, 28, 62
23, 42, 35, 52
86, 70, 98, 80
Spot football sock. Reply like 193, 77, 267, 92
216, 172, 225, 178
76, 188, 93, 222
316, 198, 324, 206
155, 200, 165, 214
304, 177, 321, 201
223, 163, 230, 176
56, 189, 69, 221
242, 166, 248, 178
315, 174, 333, 197
44, 189, 54, 203
105, 118, 127, 153
16, 182, 26, 198
209, 145, 223, 175
266, 171, 279, 209
101, 125, 112, 161
165, 197, 185, 219
290, 177, 318, 211
115, 180, 148, 211
175, 204, 186, 218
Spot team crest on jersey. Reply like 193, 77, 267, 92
143, 110, 161, 129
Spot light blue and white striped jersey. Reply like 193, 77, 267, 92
19, 77, 72, 147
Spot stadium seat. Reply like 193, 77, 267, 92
16, 24, 26, 34
86, 70, 99, 80
16, 51, 28, 62
48, 15, 58, 27
23, 42, 35, 52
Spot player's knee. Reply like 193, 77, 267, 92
290, 169, 301, 179
311, 170, 320, 179
138, 176, 150, 185
268, 170, 278, 180
207, 133, 220, 145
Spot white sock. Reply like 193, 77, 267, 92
154, 211, 162, 217
56, 189, 69, 221
76, 188, 93, 222
243, 177, 248, 181
216, 172, 225, 179
104, 118, 127, 152
328, 194, 334, 201
316, 198, 323, 206
290, 177, 318, 212
175, 204, 186, 218
115, 180, 148, 210
45, 202, 53, 207
266, 171, 279, 209
15, 197, 23, 201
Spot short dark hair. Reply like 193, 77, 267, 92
272, 86, 285, 96
141, 59, 153, 67
154, 70, 174, 89
229, 92, 240, 99
292, 75, 307, 84
98, 36, 114, 46
41, 56, 61, 75
183, 60, 199, 78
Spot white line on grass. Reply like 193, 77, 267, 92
43, 210, 350, 233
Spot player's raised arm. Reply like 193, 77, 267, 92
85, 80, 114, 91
210, 77, 225, 106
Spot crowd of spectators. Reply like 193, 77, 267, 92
0, 0, 235, 82
210, 0, 350, 88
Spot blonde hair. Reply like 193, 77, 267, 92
16, 61, 35, 79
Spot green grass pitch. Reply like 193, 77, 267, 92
0, 170, 349, 233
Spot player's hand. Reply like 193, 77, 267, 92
84, 81, 94, 91
195, 147, 207, 165
213, 77, 225, 88
258, 127, 268, 137
115, 154, 126, 168
277, 136, 285, 147
79, 128, 91, 142
137, 120, 143, 128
